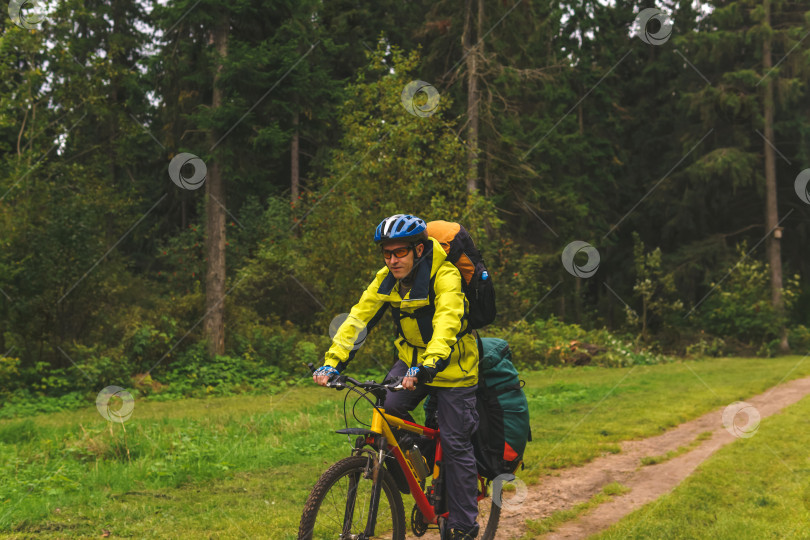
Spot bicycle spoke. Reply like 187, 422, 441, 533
342, 471, 360, 534
303, 457, 400, 539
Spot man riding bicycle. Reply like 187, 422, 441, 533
313, 214, 481, 540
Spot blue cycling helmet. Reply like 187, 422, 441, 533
374, 214, 428, 245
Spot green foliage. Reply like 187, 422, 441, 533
0, 0, 808, 412
788, 325, 810, 354
625, 232, 685, 341
492, 247, 562, 324
289, 43, 502, 327
0, 355, 20, 393
685, 334, 728, 359
0, 391, 88, 419
292, 41, 468, 319
0, 419, 38, 444
492, 317, 671, 370
696, 243, 800, 351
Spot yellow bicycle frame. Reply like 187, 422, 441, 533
369, 407, 440, 523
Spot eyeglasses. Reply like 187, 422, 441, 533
381, 246, 413, 260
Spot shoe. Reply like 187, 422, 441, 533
449, 524, 479, 539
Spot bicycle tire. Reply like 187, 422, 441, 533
432, 487, 500, 539
298, 455, 406, 539
478, 497, 500, 540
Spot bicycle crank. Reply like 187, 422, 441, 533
411, 504, 429, 536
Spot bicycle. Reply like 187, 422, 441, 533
298, 366, 505, 539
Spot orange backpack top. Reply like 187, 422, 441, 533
426, 221, 496, 329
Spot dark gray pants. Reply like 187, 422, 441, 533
384, 361, 480, 532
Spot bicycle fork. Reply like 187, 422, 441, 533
363, 447, 386, 538
344, 443, 387, 540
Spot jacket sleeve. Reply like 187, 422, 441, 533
323, 269, 389, 372
420, 263, 468, 372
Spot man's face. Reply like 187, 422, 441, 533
382, 240, 424, 280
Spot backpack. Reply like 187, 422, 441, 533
472, 337, 532, 480
425, 221, 496, 329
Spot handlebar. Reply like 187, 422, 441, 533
304, 362, 405, 392
329, 376, 405, 392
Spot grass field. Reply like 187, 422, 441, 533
2, 355, 810, 538
596, 389, 810, 539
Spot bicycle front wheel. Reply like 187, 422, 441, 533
298, 455, 406, 539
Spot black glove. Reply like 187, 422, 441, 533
405, 365, 438, 384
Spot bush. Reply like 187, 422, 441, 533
789, 325, 810, 354
487, 317, 671, 369
696, 243, 799, 347
684, 333, 727, 358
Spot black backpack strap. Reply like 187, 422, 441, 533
394, 276, 437, 344
391, 304, 403, 339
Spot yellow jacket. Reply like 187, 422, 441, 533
324, 237, 478, 387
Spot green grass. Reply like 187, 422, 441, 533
523, 482, 631, 536
2, 355, 810, 538
639, 431, 713, 466
596, 392, 810, 539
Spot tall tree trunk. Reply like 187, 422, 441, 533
463, 0, 479, 194
484, 138, 492, 196
204, 15, 229, 358
106, 1, 124, 250
291, 109, 300, 212
762, 0, 789, 353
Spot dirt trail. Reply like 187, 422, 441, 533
494, 374, 810, 539
404, 374, 810, 540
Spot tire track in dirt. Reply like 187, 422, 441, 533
491, 374, 810, 539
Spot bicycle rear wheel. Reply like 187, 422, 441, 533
298, 455, 406, 539
477, 494, 500, 540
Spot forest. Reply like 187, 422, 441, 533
1, 0, 809, 414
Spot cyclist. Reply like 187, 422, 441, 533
313, 213, 481, 540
